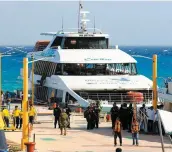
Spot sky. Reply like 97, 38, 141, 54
0, 1, 172, 46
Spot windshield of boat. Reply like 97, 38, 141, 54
55, 63, 137, 76
62, 37, 108, 49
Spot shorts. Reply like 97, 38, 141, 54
29, 116, 34, 124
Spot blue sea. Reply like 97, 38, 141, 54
0, 46, 172, 92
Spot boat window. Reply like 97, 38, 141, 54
56, 89, 63, 102
62, 37, 108, 49
131, 63, 137, 75
50, 37, 63, 48
54, 63, 137, 76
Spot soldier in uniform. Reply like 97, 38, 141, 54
53, 104, 61, 128
59, 109, 69, 136
110, 103, 119, 129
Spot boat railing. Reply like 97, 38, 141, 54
56, 28, 103, 34
137, 109, 148, 133
78, 92, 153, 104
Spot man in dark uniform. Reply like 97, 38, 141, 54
53, 104, 61, 128
94, 103, 101, 128
65, 104, 71, 128
110, 103, 119, 129
128, 103, 133, 132
84, 106, 92, 130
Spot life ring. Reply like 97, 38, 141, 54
127, 91, 144, 103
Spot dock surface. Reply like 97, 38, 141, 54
5, 114, 172, 152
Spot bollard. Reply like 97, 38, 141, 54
24, 142, 35, 152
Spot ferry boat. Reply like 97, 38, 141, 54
27, 2, 153, 110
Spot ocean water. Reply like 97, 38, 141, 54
0, 46, 172, 92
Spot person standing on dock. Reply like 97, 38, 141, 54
65, 104, 71, 128
19, 110, 23, 129
113, 117, 122, 146
53, 104, 61, 128
110, 103, 119, 129
94, 103, 101, 128
59, 109, 69, 136
12, 106, 20, 129
28, 104, 36, 127
131, 118, 140, 146
127, 103, 133, 132
2, 107, 10, 127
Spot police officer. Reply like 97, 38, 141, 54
53, 104, 61, 128
84, 106, 92, 130
110, 103, 119, 129
65, 104, 71, 128
128, 103, 133, 132
94, 103, 101, 128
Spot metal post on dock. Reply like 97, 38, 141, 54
21, 58, 29, 150
31, 54, 34, 105
153, 54, 157, 110
152, 54, 165, 151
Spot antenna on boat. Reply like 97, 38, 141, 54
78, 1, 82, 32
62, 16, 64, 32
93, 16, 96, 34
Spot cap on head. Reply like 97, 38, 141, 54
116, 148, 122, 152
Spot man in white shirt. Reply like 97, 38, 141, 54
147, 106, 155, 133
